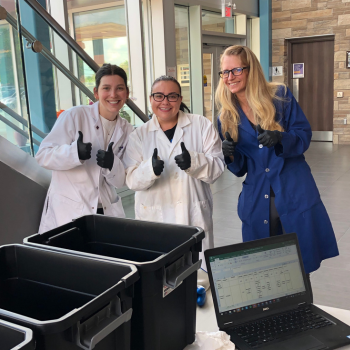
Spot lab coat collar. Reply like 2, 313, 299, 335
237, 103, 257, 137
149, 110, 191, 158
170, 111, 191, 153
92, 101, 124, 150
93, 102, 104, 149
148, 110, 191, 131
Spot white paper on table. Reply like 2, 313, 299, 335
184, 331, 235, 350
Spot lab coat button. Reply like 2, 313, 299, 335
265, 194, 269, 199
265, 168, 270, 172
259, 144, 263, 149
174, 172, 178, 179
104, 207, 106, 210
264, 220, 268, 224
92, 207, 94, 209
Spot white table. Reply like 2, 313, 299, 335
191, 289, 350, 349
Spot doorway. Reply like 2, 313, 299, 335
202, 45, 227, 127
287, 36, 334, 141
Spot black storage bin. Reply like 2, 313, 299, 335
0, 244, 138, 350
0, 319, 35, 349
24, 215, 205, 350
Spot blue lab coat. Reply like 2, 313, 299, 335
218, 87, 339, 273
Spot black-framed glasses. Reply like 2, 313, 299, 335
151, 92, 181, 102
219, 67, 249, 78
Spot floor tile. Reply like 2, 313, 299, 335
122, 143, 350, 310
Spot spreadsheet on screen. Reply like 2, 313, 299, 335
209, 241, 306, 313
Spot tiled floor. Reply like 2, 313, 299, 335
122, 142, 350, 310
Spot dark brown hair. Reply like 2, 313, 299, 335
95, 64, 128, 91
151, 75, 190, 113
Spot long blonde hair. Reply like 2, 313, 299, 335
215, 45, 285, 141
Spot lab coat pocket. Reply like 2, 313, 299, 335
51, 193, 84, 226
279, 162, 318, 213
135, 202, 163, 222
191, 199, 213, 234
237, 182, 253, 224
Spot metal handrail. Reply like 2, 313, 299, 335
3, 9, 97, 103
0, 102, 47, 139
22, 0, 149, 123
0, 113, 41, 146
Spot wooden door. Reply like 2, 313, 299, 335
287, 36, 334, 141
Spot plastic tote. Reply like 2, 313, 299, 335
0, 319, 35, 350
24, 215, 205, 350
0, 244, 139, 350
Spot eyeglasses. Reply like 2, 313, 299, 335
219, 67, 249, 78
151, 93, 181, 102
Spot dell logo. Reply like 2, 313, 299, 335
263, 307, 270, 311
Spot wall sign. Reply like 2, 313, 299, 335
272, 66, 283, 76
293, 63, 304, 78
166, 66, 177, 78
347, 51, 350, 69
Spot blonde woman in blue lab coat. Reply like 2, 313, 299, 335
216, 45, 338, 274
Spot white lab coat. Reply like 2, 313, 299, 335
123, 111, 225, 269
36, 102, 134, 233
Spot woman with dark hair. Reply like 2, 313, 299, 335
123, 75, 225, 270
36, 64, 134, 233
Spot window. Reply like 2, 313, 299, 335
202, 10, 235, 34
71, 3, 130, 107
175, 6, 191, 111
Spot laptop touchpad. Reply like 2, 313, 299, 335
279, 335, 325, 350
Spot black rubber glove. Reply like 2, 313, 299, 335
174, 142, 191, 171
257, 125, 282, 148
77, 131, 92, 160
96, 142, 114, 171
222, 132, 238, 157
152, 148, 164, 176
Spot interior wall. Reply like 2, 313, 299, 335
0, 136, 50, 245
0, 160, 48, 244
271, 0, 350, 144
251, 18, 260, 61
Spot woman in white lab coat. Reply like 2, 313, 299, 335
123, 75, 225, 269
36, 64, 134, 233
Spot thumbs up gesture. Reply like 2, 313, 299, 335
96, 142, 114, 171
257, 125, 282, 148
222, 131, 238, 157
175, 142, 191, 171
152, 148, 164, 176
77, 131, 92, 160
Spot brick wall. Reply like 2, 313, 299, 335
271, 0, 350, 144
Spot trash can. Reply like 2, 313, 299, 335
24, 215, 205, 350
0, 244, 138, 350
0, 319, 35, 349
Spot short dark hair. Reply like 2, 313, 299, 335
95, 64, 128, 90
151, 75, 191, 113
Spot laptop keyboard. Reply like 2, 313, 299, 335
229, 307, 334, 348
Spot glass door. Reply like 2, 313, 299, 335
202, 46, 227, 127
202, 50, 213, 122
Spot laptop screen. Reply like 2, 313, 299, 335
208, 239, 307, 315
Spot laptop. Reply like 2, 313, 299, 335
205, 233, 350, 350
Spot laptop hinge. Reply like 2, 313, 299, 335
224, 321, 234, 326
298, 302, 307, 307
